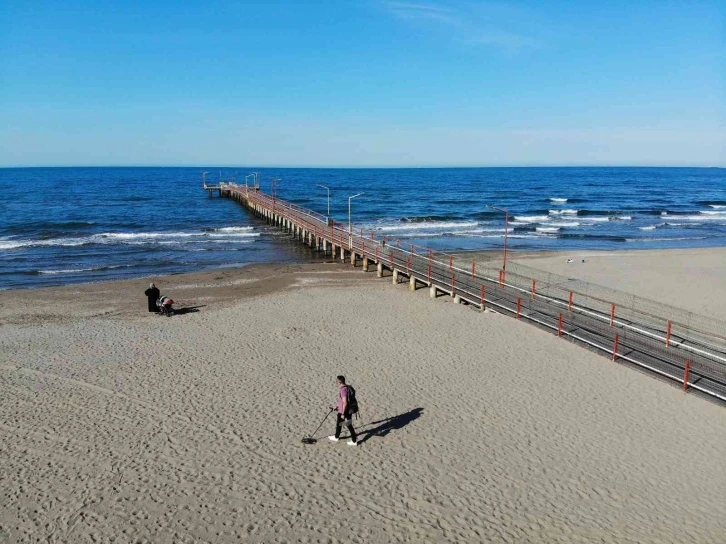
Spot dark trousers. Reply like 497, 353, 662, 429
335, 413, 357, 442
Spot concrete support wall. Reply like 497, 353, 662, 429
363, 257, 369, 272
430, 285, 437, 299
377, 262, 383, 278
409, 276, 416, 291
392, 269, 399, 284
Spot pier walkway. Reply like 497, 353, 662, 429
218, 183, 726, 404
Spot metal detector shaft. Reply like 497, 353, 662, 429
308, 408, 335, 439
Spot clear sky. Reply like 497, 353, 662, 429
1, 1, 724, 167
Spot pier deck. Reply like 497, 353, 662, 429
217, 183, 726, 404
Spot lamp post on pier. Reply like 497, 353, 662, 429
271, 178, 281, 214
317, 184, 331, 223
244, 172, 258, 191
348, 193, 364, 250
487, 204, 509, 271
270, 177, 281, 198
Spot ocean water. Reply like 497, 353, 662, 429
1, 167, 725, 290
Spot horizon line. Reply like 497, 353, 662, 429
1, 164, 723, 169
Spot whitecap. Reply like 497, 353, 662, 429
452, 228, 513, 235
95, 231, 198, 240
513, 215, 550, 223
664, 214, 726, 221
578, 217, 610, 223
626, 236, 707, 242
548, 209, 578, 215
39, 267, 99, 275
212, 226, 256, 232
549, 198, 568, 202
0, 237, 89, 250
536, 227, 560, 233
376, 221, 479, 232
39, 269, 90, 275
204, 232, 261, 238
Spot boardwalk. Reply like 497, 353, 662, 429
218, 183, 726, 404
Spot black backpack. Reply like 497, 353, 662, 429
346, 385, 359, 418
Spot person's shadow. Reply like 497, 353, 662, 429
357, 408, 423, 444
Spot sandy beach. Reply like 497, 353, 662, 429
1, 250, 725, 543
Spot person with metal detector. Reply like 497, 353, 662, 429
328, 375, 358, 446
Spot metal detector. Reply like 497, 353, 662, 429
301, 408, 335, 445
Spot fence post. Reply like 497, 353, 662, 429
481, 284, 485, 310
516, 297, 521, 319
558, 313, 563, 337
666, 320, 672, 347
568, 291, 573, 312
610, 304, 616, 327
452, 273, 456, 293
532, 279, 536, 299
499, 270, 503, 287
410, 244, 414, 256
472, 262, 476, 278
683, 361, 691, 391
613, 334, 619, 361
449, 256, 453, 271
427, 265, 431, 281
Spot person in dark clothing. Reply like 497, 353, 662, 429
144, 283, 160, 312
329, 375, 358, 446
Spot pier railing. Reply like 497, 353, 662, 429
222, 184, 726, 403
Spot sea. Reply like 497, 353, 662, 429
1, 167, 725, 290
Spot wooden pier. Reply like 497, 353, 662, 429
216, 183, 726, 404
202, 182, 230, 198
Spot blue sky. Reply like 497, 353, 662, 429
1, 1, 723, 166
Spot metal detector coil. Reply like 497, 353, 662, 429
301, 408, 335, 445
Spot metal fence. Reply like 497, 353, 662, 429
228, 186, 726, 403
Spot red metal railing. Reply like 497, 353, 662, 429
222, 185, 726, 403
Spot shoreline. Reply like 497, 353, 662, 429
0, 261, 364, 326
2, 245, 724, 332
4, 245, 724, 316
